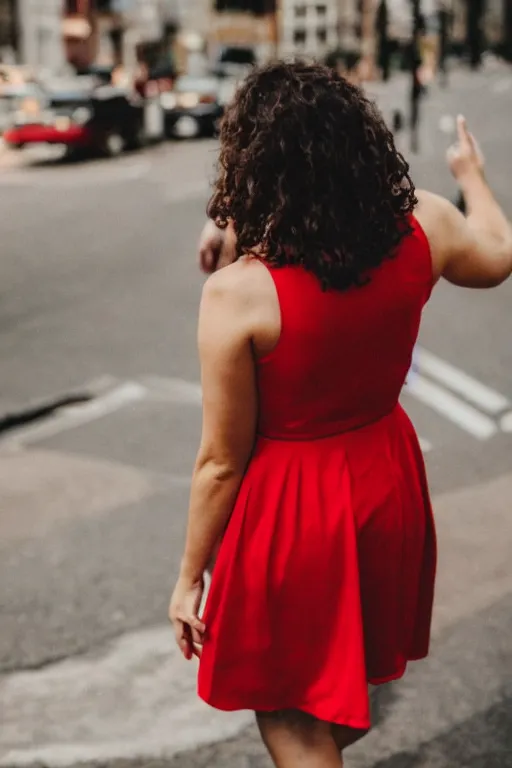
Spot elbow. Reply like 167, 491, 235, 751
194, 455, 245, 485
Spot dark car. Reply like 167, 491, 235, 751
162, 75, 223, 139
212, 45, 257, 80
3, 76, 151, 157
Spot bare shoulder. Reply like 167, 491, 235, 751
415, 189, 460, 237
201, 257, 281, 357
202, 257, 274, 308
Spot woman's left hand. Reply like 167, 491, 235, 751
169, 576, 205, 660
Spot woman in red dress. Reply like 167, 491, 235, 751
170, 62, 512, 767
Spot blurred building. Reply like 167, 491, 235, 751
18, 0, 65, 72
171, 0, 211, 36
280, 2, 339, 58
209, 1, 277, 61
60, 0, 178, 72
208, 0, 342, 60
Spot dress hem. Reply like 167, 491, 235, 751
198, 690, 372, 731
198, 652, 428, 730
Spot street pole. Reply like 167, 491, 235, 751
8, 0, 19, 62
437, 1, 450, 87
503, 0, 512, 62
466, 0, 485, 70
360, 0, 377, 79
409, 0, 423, 153
268, 0, 280, 58
376, 0, 390, 81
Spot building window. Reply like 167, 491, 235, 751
215, 0, 276, 11
315, 4, 327, 16
295, 4, 307, 17
317, 27, 327, 43
293, 28, 307, 45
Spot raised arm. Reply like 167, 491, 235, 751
416, 116, 512, 289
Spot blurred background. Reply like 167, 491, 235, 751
0, 2, 511, 768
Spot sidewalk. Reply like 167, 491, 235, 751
1, 469, 512, 767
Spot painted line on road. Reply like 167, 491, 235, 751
2, 382, 147, 448
407, 373, 497, 440
139, 375, 202, 405
415, 347, 509, 415
0, 376, 204, 449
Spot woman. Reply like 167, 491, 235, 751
170, 61, 512, 767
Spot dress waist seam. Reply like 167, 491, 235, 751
257, 405, 399, 443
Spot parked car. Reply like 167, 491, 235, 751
212, 46, 257, 80
3, 75, 162, 157
161, 75, 223, 139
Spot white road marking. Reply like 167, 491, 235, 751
2, 382, 147, 448
140, 375, 203, 405
415, 347, 509, 415
407, 373, 497, 440
1, 352, 508, 452
0, 625, 252, 767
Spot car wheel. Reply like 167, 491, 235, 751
102, 131, 125, 158
173, 116, 201, 140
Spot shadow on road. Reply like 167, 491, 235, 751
371, 695, 512, 768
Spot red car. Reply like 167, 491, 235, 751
3, 76, 158, 157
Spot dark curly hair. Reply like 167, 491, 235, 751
207, 60, 418, 290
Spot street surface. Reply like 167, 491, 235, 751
1, 63, 511, 768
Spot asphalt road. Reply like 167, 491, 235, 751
0, 63, 511, 768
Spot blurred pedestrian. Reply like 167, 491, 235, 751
324, 48, 362, 85
170, 63, 512, 768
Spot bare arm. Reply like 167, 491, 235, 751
179, 271, 257, 581
417, 116, 512, 289
169, 267, 258, 658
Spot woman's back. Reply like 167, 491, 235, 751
257, 217, 432, 440
172, 61, 512, 768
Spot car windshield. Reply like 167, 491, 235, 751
45, 77, 96, 96
0, 85, 44, 115
0, 85, 40, 101
219, 47, 255, 65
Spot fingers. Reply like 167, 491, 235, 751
171, 614, 205, 660
172, 618, 193, 660
456, 114, 470, 146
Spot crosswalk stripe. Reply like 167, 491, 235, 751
415, 347, 509, 415
407, 373, 498, 440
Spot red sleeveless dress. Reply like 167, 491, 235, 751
198, 217, 436, 730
